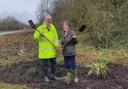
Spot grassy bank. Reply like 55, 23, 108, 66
0, 82, 28, 89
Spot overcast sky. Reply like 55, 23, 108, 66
0, 0, 40, 23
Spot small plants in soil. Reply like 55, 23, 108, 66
88, 55, 110, 77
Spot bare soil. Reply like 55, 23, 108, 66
0, 60, 128, 89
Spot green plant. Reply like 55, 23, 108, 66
97, 55, 109, 65
3, 63, 12, 71
0, 82, 28, 89
88, 55, 109, 77
88, 63, 108, 77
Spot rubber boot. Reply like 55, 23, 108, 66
43, 67, 50, 82
65, 69, 70, 76
50, 65, 61, 80
72, 69, 79, 83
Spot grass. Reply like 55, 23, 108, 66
76, 41, 128, 66
3, 63, 12, 71
0, 82, 29, 89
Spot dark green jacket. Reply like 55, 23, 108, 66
61, 31, 78, 56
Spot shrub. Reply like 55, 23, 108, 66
88, 55, 109, 77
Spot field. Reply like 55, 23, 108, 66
0, 31, 128, 89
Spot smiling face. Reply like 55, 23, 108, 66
45, 15, 52, 26
63, 24, 69, 32
63, 21, 70, 32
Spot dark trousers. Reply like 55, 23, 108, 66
64, 56, 77, 70
40, 57, 56, 74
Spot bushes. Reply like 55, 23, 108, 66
0, 16, 26, 31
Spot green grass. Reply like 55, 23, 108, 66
76, 41, 128, 66
0, 82, 29, 89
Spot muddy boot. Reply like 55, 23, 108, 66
72, 69, 79, 83
65, 69, 70, 76
50, 74, 62, 80
44, 76, 50, 82
43, 67, 50, 82
50, 66, 61, 80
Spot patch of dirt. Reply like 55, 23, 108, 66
0, 60, 128, 89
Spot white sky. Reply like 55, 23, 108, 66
0, 0, 40, 23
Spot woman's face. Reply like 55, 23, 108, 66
63, 24, 69, 32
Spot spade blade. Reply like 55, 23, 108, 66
28, 20, 36, 29
79, 25, 86, 32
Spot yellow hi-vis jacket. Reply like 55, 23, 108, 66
34, 22, 59, 59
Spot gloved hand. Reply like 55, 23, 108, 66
40, 32, 44, 37
55, 46, 62, 54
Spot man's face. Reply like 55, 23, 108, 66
46, 18, 52, 26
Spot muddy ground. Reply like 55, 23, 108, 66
0, 60, 128, 89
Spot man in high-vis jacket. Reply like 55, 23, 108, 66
34, 15, 60, 82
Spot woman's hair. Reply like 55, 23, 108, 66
63, 20, 68, 24
63, 21, 70, 27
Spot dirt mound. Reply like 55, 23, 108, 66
0, 60, 128, 89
